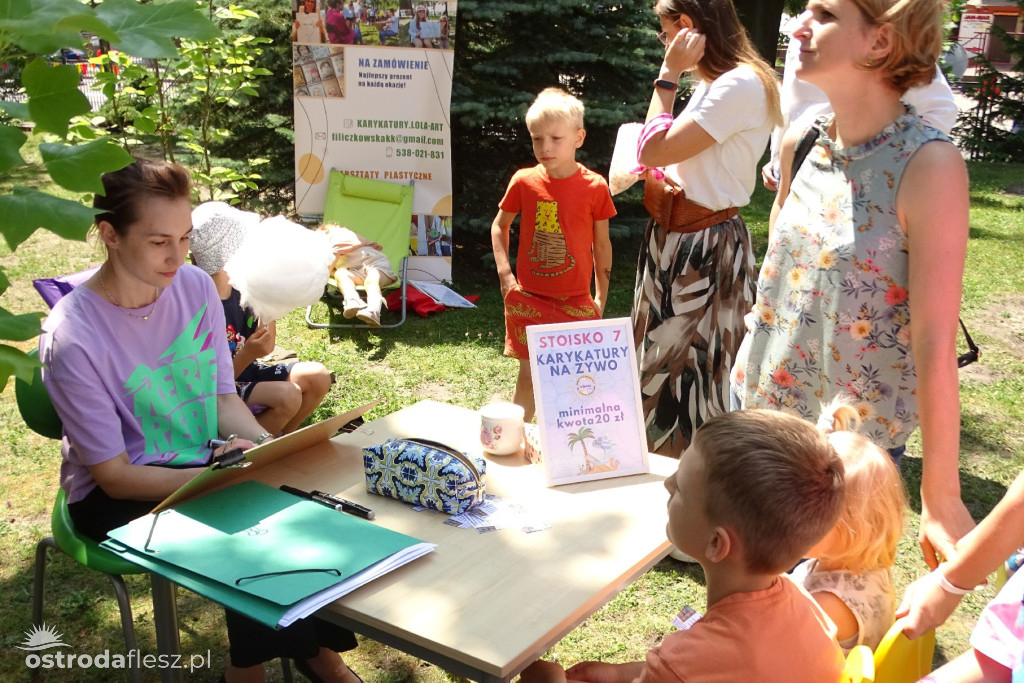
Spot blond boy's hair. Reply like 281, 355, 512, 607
820, 403, 907, 573
525, 87, 584, 132
693, 410, 845, 574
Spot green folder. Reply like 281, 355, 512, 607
102, 481, 433, 628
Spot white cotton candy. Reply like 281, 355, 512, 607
224, 216, 334, 322
608, 122, 644, 196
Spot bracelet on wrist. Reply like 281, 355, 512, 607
936, 571, 973, 596
253, 432, 272, 446
653, 78, 677, 91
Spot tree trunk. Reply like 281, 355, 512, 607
734, 0, 786, 65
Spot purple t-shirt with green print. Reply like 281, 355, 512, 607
39, 264, 235, 503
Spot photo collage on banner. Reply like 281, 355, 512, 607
293, 0, 456, 282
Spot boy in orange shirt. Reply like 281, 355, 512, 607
522, 410, 847, 683
491, 87, 616, 422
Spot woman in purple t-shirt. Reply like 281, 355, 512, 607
39, 159, 361, 683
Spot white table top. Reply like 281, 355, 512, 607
240, 400, 675, 681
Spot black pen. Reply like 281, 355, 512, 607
312, 490, 376, 521
280, 485, 376, 521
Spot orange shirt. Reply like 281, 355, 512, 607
639, 575, 845, 683
498, 163, 616, 297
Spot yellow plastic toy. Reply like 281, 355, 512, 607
873, 622, 936, 683
840, 644, 876, 683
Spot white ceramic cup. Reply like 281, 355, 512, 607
479, 402, 525, 456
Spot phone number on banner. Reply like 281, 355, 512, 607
395, 149, 446, 159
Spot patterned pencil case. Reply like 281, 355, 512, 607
363, 438, 486, 515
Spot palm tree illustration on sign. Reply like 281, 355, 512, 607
567, 427, 619, 474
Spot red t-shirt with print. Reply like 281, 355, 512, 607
498, 163, 616, 297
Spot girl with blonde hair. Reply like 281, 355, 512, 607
792, 400, 908, 652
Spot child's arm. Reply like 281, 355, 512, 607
232, 321, 276, 380
566, 661, 644, 683
592, 218, 612, 316
491, 209, 519, 298
519, 660, 569, 683
898, 468, 1024, 639
810, 591, 859, 645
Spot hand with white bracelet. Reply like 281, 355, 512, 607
896, 566, 975, 640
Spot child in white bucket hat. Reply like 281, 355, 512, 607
190, 202, 333, 435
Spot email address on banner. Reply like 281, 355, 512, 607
331, 133, 445, 145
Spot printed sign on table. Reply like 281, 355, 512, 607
526, 318, 649, 486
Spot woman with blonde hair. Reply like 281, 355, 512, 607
633, 0, 781, 458
733, 0, 975, 567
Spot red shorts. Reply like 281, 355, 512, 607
503, 285, 599, 359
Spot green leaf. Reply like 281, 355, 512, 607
0, 269, 10, 296
0, 101, 30, 120
22, 59, 91, 137
53, 13, 121, 44
97, 0, 220, 58
0, 343, 42, 393
0, 309, 44, 342
133, 116, 157, 134
0, 125, 28, 174
0, 0, 99, 54
0, 187, 99, 250
40, 139, 133, 194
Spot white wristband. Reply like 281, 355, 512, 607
937, 571, 972, 596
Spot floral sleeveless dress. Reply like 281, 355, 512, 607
734, 111, 951, 450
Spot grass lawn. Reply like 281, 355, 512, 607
0, 158, 1022, 681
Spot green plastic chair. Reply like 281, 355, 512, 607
305, 170, 413, 329
16, 351, 145, 683
19, 348, 295, 683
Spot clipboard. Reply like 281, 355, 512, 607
105, 481, 435, 628
153, 399, 379, 512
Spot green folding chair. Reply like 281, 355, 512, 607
18, 349, 294, 683
16, 350, 146, 683
305, 170, 413, 330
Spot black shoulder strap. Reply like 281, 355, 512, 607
958, 317, 980, 368
790, 125, 819, 181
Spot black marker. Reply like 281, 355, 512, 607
312, 490, 376, 521
280, 485, 376, 520
281, 485, 343, 513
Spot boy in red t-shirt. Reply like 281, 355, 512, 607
491, 87, 616, 421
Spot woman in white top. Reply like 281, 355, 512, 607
632, 0, 781, 458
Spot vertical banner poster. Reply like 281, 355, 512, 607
526, 318, 650, 487
292, 0, 456, 280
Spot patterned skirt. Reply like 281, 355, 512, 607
632, 215, 755, 458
